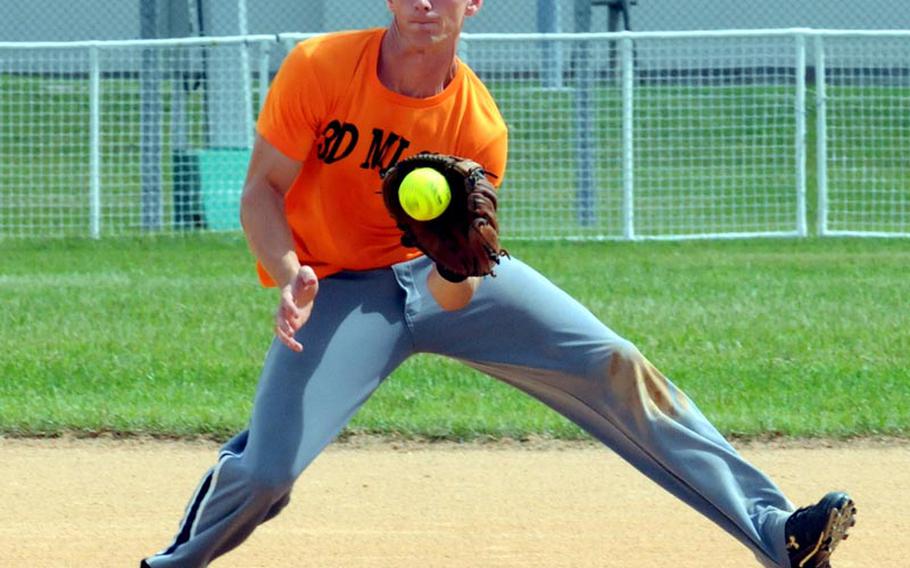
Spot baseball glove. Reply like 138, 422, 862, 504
381, 153, 507, 282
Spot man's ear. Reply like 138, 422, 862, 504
466, 0, 483, 17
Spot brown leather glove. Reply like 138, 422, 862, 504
382, 153, 508, 282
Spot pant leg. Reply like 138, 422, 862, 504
145, 268, 415, 568
403, 255, 794, 567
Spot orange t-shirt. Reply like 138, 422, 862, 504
255, 28, 509, 284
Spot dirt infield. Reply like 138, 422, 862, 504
1, 437, 907, 567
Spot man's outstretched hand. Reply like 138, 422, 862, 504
275, 265, 319, 352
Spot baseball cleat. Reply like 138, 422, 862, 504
784, 491, 856, 568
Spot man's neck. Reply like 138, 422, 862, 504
378, 25, 459, 98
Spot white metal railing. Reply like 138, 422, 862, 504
0, 29, 908, 240
811, 30, 910, 238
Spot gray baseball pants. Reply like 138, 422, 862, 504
144, 255, 795, 567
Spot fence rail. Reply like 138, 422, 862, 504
1, 29, 908, 240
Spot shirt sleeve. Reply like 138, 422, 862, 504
473, 127, 509, 188
256, 41, 327, 161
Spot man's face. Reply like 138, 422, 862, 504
386, 0, 482, 45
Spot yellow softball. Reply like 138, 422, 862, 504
398, 167, 452, 221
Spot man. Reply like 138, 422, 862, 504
142, 1, 855, 567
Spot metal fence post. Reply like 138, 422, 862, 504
140, 0, 163, 231
537, 0, 563, 89
814, 34, 829, 236
89, 45, 101, 239
621, 35, 635, 239
573, 3, 596, 227
795, 33, 808, 237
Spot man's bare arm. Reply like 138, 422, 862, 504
240, 134, 317, 352
427, 269, 481, 311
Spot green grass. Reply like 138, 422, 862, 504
1, 236, 908, 440
1, 73, 908, 440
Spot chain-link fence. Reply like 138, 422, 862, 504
2, 4, 908, 240
2, 1, 909, 43
3, 31, 909, 239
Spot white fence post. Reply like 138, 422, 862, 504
795, 33, 808, 237
814, 34, 829, 237
621, 36, 635, 240
258, 39, 271, 111
89, 45, 101, 239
